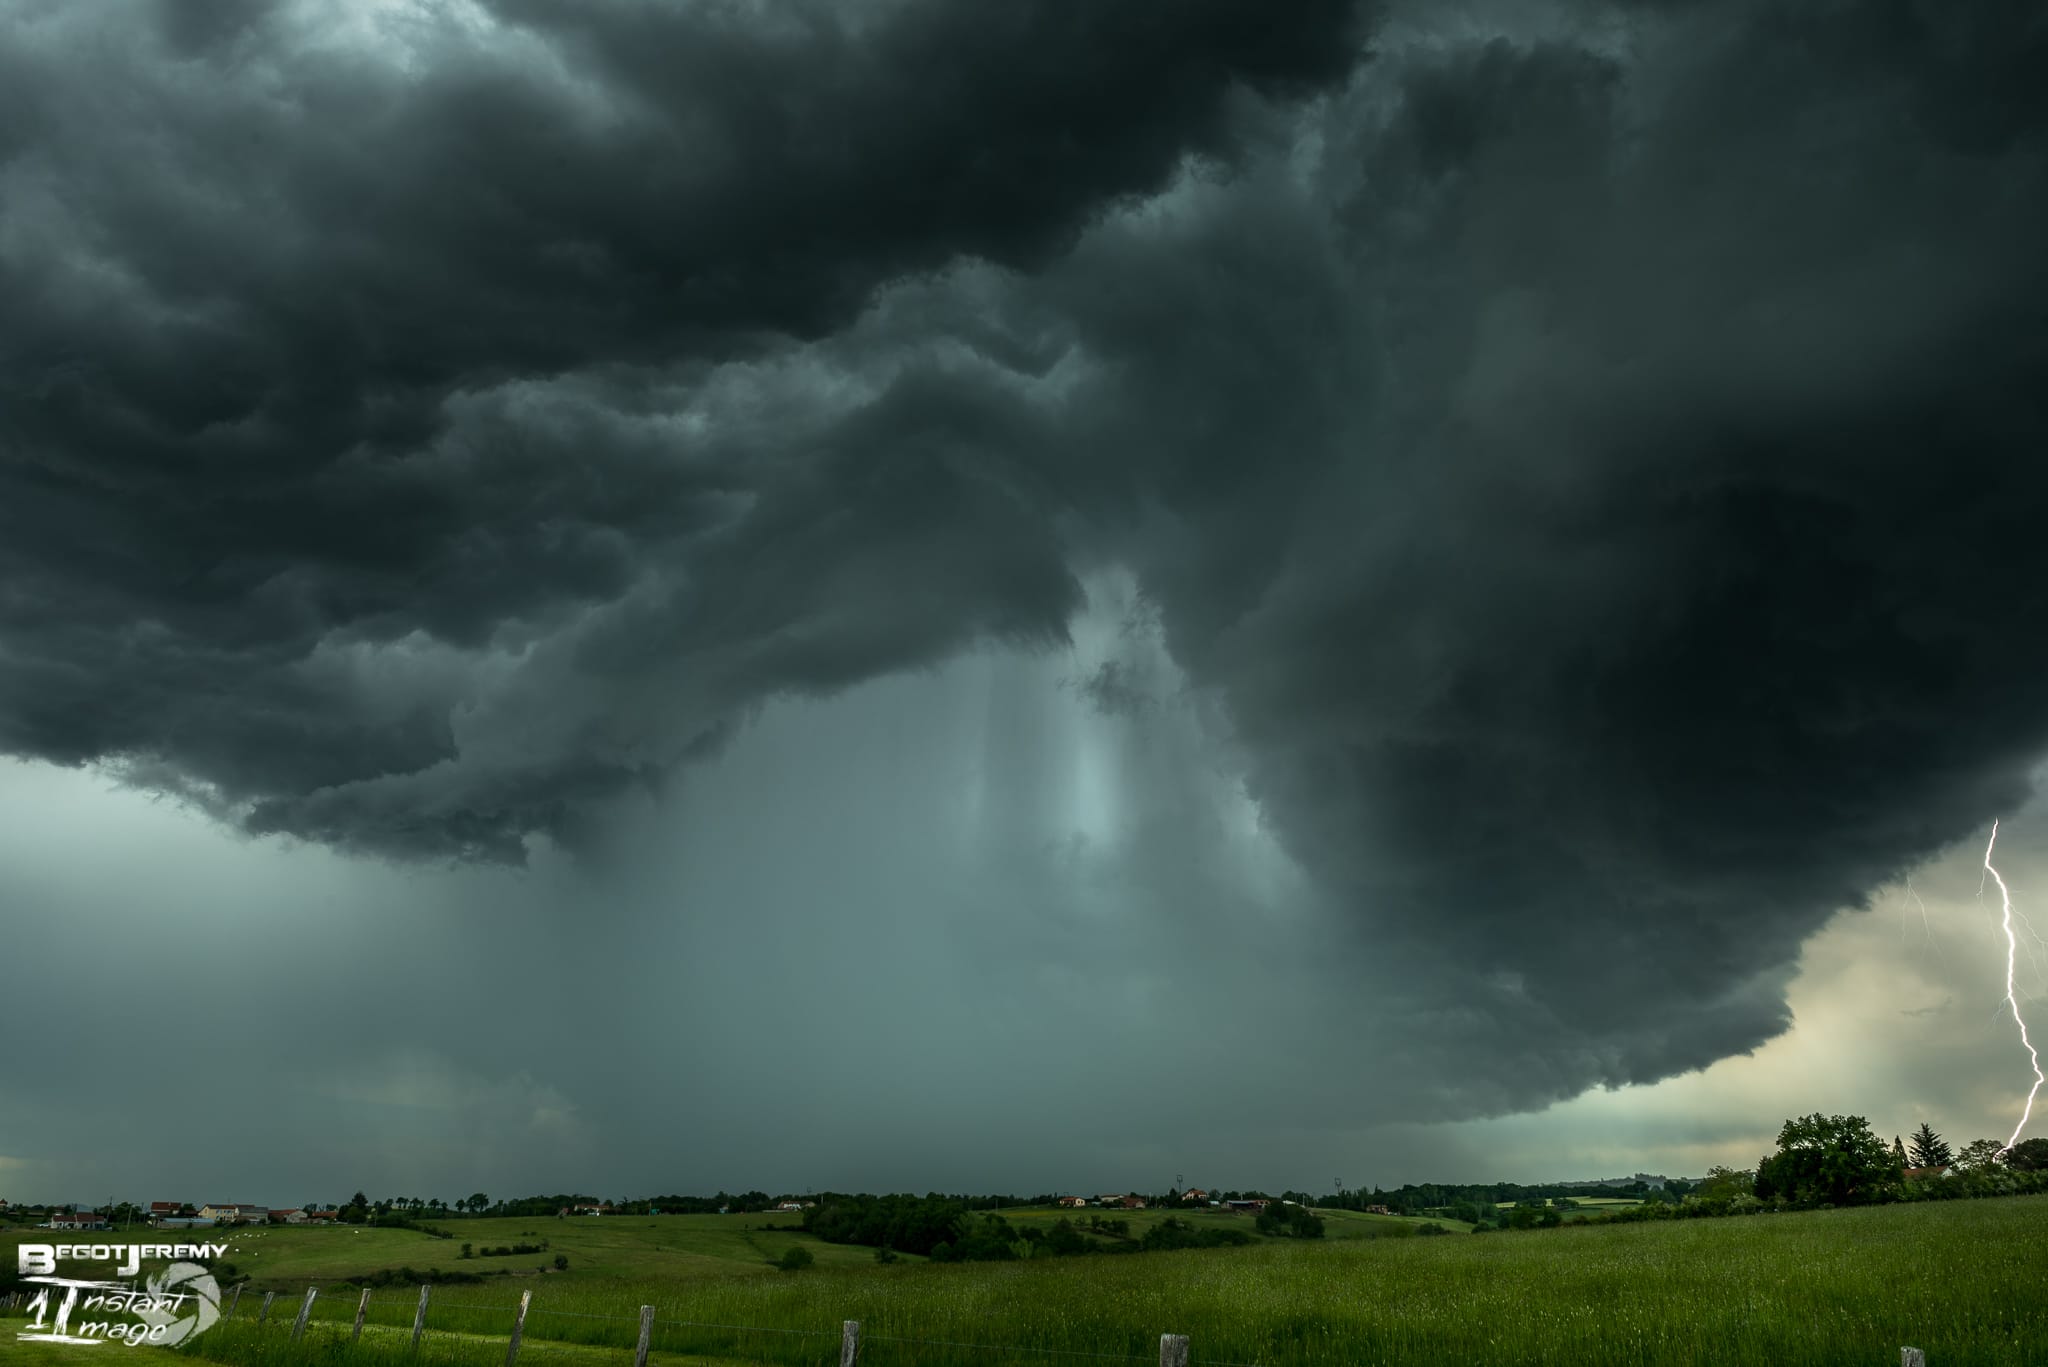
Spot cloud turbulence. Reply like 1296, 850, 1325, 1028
4, 0, 2048, 1187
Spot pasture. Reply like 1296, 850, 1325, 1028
3, 1197, 2045, 1365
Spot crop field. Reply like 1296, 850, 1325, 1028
4, 1197, 2045, 1366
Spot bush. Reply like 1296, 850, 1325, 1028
873, 1245, 898, 1264
346, 1266, 489, 1289
776, 1246, 814, 1272
552, 1254, 568, 1270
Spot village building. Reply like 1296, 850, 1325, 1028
197, 1204, 265, 1224
48, 1210, 112, 1230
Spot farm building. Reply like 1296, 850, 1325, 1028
271, 1209, 308, 1223
197, 1204, 265, 1223
1055, 1196, 1088, 1209
1180, 1189, 1208, 1203
1224, 1199, 1269, 1212
48, 1211, 112, 1230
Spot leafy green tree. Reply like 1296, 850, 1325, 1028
1908, 1123, 1954, 1168
1690, 1166, 1754, 1203
1756, 1114, 1901, 1206
2005, 1137, 2048, 1171
1044, 1219, 1089, 1256
1892, 1136, 1908, 1167
1953, 1138, 2007, 1171
776, 1246, 813, 1272
1256, 1202, 1327, 1238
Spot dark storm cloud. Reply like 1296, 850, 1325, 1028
0, 0, 1369, 857
5, 0, 2048, 1121
1037, 0, 2048, 1090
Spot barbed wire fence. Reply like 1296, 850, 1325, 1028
175, 1279, 1241, 1367
2, 1280, 1935, 1365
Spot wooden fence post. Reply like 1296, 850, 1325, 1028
226, 1285, 243, 1321
633, 1305, 654, 1367
258, 1291, 275, 1324
1160, 1332, 1190, 1367
353, 1287, 372, 1342
291, 1286, 318, 1341
1902, 1351, 1926, 1367
503, 1289, 531, 1367
840, 1319, 860, 1366
412, 1285, 431, 1348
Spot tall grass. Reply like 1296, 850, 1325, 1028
159, 1195, 2048, 1367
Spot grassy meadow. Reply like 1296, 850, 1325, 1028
5, 1197, 2047, 1365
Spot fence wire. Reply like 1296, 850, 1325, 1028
5, 1278, 1237, 1366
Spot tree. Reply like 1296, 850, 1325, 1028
1257, 1202, 1327, 1239
776, 1246, 813, 1272
1908, 1123, 1954, 1168
1755, 1114, 1901, 1206
2005, 1137, 2048, 1172
1694, 1166, 1754, 1201
466, 1193, 489, 1214
1892, 1136, 1908, 1167
1953, 1138, 2007, 1171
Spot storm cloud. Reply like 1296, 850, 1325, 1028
5, 0, 2048, 1173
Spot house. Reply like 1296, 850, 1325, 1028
148, 1202, 186, 1220
271, 1209, 308, 1224
1055, 1196, 1089, 1209
558, 1203, 611, 1216
1118, 1196, 1147, 1210
1224, 1199, 1269, 1213
1903, 1166, 1952, 1181
1180, 1189, 1208, 1203
776, 1202, 806, 1213
49, 1211, 112, 1230
304, 1209, 338, 1222
1364, 1204, 1393, 1215
198, 1204, 264, 1224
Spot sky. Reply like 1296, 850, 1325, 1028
2, 0, 2046, 1206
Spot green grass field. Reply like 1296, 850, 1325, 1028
987, 1202, 1474, 1239
6, 1197, 2046, 1365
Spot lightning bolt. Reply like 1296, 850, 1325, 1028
1982, 821, 2045, 1153
1902, 875, 1944, 963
